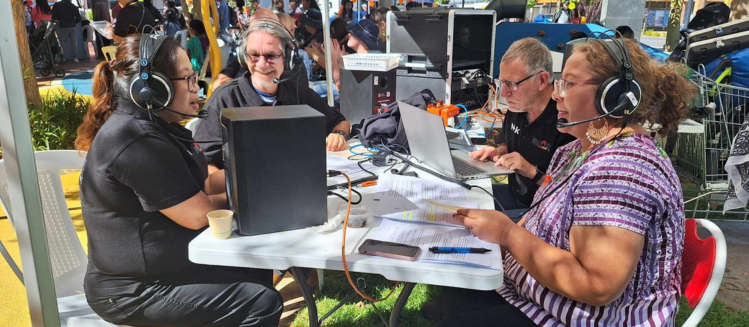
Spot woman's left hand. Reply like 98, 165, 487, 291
454, 208, 517, 245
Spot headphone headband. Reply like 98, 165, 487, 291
237, 18, 300, 71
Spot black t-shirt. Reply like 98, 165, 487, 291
81, 100, 208, 297
496, 99, 575, 206
194, 72, 347, 168
114, 1, 156, 39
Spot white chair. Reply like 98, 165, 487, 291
174, 30, 189, 49
0, 150, 127, 327
681, 219, 727, 327
83, 25, 97, 60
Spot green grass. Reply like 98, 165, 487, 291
292, 271, 749, 327
643, 29, 667, 37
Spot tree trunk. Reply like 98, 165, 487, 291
12, 0, 42, 109
665, 0, 683, 52
732, 0, 749, 21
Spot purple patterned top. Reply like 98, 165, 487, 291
499, 133, 685, 327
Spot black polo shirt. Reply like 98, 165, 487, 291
80, 99, 208, 297
194, 72, 347, 168
114, 0, 156, 39
497, 99, 575, 206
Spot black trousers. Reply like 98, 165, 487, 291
437, 287, 537, 327
86, 266, 283, 327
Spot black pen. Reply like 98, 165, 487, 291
429, 247, 492, 254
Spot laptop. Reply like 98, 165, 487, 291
399, 102, 513, 180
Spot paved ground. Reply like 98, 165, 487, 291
640, 35, 667, 50
709, 221, 749, 311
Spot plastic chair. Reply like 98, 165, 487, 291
101, 46, 117, 62
83, 25, 96, 60
0, 150, 127, 327
174, 30, 189, 49
185, 118, 200, 135
681, 219, 727, 327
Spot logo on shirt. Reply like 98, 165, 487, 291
532, 138, 549, 151
510, 123, 520, 135
193, 143, 203, 154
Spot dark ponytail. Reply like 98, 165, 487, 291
75, 34, 184, 152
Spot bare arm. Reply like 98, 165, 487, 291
160, 192, 227, 230
456, 209, 644, 306
204, 168, 226, 195
211, 74, 234, 91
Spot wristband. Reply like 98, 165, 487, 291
334, 130, 350, 140
531, 168, 544, 183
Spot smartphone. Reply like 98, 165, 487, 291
358, 239, 422, 261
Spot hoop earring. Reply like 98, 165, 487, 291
586, 118, 609, 145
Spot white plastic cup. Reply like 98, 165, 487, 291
207, 210, 234, 239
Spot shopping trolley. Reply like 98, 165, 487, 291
671, 68, 749, 220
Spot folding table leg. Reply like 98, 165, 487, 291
290, 266, 318, 327
388, 282, 416, 327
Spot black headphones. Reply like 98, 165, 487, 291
129, 34, 175, 110
236, 18, 301, 73
591, 33, 642, 119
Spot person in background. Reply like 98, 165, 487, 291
76, 34, 283, 327
289, 0, 303, 19
249, 0, 260, 15
553, 1, 570, 23
302, 0, 320, 11
272, 0, 284, 14
330, 17, 355, 54
431, 37, 691, 327
165, 0, 186, 29
615, 25, 635, 39
235, 0, 245, 14
24, 0, 34, 35
186, 19, 209, 72
338, 0, 355, 24
31, 0, 52, 26
112, 0, 156, 44
51, 0, 81, 63
390, 5, 400, 11
111, 0, 124, 20
300, 8, 324, 48
465, 38, 574, 219
368, 7, 389, 52
92, 0, 113, 60
143, 0, 163, 25
278, 12, 313, 81
164, 8, 182, 36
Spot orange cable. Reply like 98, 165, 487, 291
340, 172, 400, 302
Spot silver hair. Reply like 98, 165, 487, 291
238, 20, 292, 59
501, 38, 553, 83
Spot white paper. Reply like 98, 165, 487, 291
375, 198, 478, 227
326, 154, 377, 176
370, 219, 501, 269
373, 174, 468, 201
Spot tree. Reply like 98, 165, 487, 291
665, 0, 683, 52
527, 0, 537, 9
732, 0, 749, 21
12, 0, 42, 109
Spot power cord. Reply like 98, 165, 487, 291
328, 188, 362, 205
470, 185, 505, 213
339, 172, 400, 302
357, 158, 377, 177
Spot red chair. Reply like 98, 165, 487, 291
680, 219, 726, 327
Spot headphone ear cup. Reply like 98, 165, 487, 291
129, 72, 175, 109
595, 76, 624, 117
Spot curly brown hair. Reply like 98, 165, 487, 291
574, 38, 696, 136
75, 35, 182, 152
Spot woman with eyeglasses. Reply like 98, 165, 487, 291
75, 35, 282, 327
436, 38, 693, 326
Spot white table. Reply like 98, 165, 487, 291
189, 162, 503, 327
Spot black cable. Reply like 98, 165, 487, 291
357, 158, 376, 177
328, 189, 362, 205
470, 185, 505, 213
388, 150, 472, 190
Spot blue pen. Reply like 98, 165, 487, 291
429, 247, 492, 254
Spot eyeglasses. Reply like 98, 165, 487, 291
245, 52, 283, 64
497, 71, 542, 91
169, 72, 199, 92
553, 78, 600, 98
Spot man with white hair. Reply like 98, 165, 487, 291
195, 19, 352, 175
468, 38, 574, 220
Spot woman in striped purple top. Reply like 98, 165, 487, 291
436, 38, 696, 326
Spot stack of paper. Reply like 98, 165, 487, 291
372, 174, 478, 227
370, 219, 501, 269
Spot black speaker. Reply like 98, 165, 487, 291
340, 68, 397, 123
221, 105, 327, 236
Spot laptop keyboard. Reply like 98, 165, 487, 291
452, 156, 487, 176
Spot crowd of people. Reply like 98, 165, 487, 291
39, 0, 696, 326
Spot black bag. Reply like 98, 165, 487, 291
667, 2, 730, 64
357, 90, 435, 151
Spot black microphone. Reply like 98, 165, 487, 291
162, 107, 209, 119
556, 95, 633, 128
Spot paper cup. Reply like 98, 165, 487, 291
207, 209, 234, 239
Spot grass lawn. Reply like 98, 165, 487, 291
291, 271, 749, 327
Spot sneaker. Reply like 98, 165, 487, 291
421, 294, 446, 320
73, 58, 79, 63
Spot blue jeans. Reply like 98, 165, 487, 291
491, 184, 529, 221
